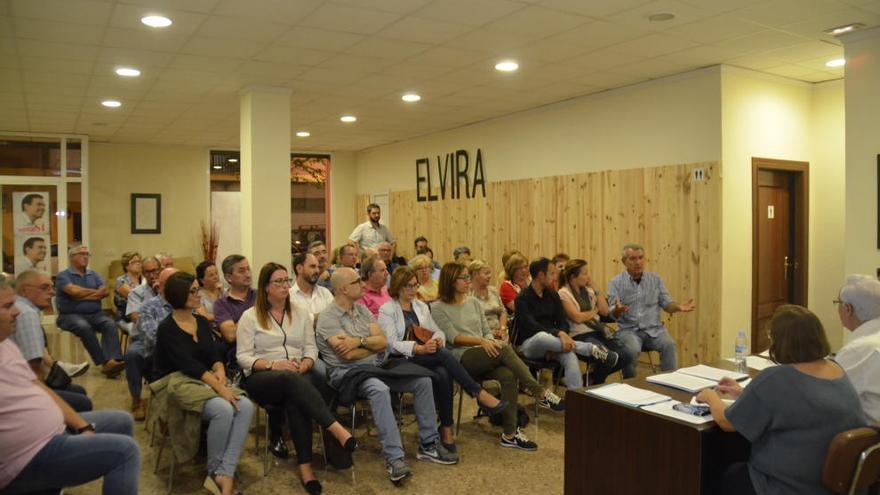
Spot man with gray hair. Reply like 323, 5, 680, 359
54, 245, 124, 377
607, 243, 695, 376
835, 274, 880, 423
154, 252, 174, 269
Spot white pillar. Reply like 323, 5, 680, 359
240, 86, 291, 272
841, 27, 880, 276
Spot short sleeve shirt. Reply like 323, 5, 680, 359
11, 296, 45, 362
315, 302, 382, 369
214, 289, 256, 328
55, 267, 105, 314
349, 221, 395, 251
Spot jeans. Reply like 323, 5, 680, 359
124, 339, 149, 398
410, 347, 484, 427
202, 396, 254, 477
244, 369, 336, 465
56, 312, 121, 365
572, 331, 631, 381
616, 328, 677, 377
357, 375, 439, 462
459, 344, 545, 436
2, 411, 140, 495
55, 383, 93, 412
520, 332, 596, 390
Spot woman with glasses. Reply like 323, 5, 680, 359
237, 263, 356, 495
154, 272, 253, 495
431, 263, 565, 452
378, 266, 507, 452
696, 305, 867, 495
409, 254, 439, 304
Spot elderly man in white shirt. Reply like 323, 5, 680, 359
835, 274, 880, 423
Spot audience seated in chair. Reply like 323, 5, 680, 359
409, 254, 438, 304
357, 255, 391, 317
153, 271, 253, 495
0, 278, 141, 495
306, 241, 332, 290
113, 251, 144, 326
378, 266, 507, 453
467, 259, 509, 342
696, 305, 867, 495
514, 257, 618, 390
12, 270, 92, 412
55, 245, 125, 378
195, 260, 224, 325
499, 253, 529, 314
835, 274, 880, 423
237, 262, 357, 495
125, 256, 161, 324
290, 252, 334, 321
607, 243, 695, 376
431, 262, 564, 453
316, 267, 457, 484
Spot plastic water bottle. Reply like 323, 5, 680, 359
735, 330, 748, 374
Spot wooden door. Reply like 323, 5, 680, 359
751, 159, 808, 352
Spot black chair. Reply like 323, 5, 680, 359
508, 318, 562, 439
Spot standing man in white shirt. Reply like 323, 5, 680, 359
349, 203, 395, 254
835, 274, 880, 423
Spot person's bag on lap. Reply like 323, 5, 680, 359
405, 324, 434, 344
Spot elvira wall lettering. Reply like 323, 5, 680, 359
416, 149, 486, 202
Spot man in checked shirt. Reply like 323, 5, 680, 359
607, 243, 696, 377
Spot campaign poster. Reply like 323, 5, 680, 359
14, 234, 50, 275
12, 191, 50, 235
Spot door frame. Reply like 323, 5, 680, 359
751, 157, 809, 348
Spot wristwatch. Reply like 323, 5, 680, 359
359, 337, 367, 348
265, 359, 274, 371
74, 423, 96, 435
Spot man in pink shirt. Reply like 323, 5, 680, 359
357, 256, 391, 317
0, 278, 140, 494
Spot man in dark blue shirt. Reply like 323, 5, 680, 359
55, 245, 123, 377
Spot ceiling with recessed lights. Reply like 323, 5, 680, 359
0, 0, 877, 151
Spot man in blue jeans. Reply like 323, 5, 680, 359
515, 257, 618, 390
55, 245, 124, 377
0, 278, 141, 495
607, 244, 696, 377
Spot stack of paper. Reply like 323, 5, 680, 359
677, 364, 749, 382
586, 383, 671, 407
646, 372, 717, 393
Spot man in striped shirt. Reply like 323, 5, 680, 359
607, 244, 696, 377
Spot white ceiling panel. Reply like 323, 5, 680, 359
13, 18, 106, 44
332, 0, 433, 15
102, 27, 191, 52
604, 33, 699, 58
300, 3, 401, 35
196, 15, 289, 42
253, 43, 336, 66
665, 14, 766, 43
10, 0, 112, 25
534, 0, 652, 17
181, 36, 267, 59
118, 0, 221, 14
272, 26, 364, 51
415, 0, 525, 27
345, 37, 432, 60
212, 0, 321, 24
376, 16, 472, 44
16, 39, 99, 61
735, 0, 843, 27
481, 5, 589, 38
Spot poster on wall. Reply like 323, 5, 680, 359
12, 191, 50, 235
13, 234, 49, 275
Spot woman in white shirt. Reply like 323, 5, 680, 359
558, 259, 630, 382
237, 263, 356, 495
378, 266, 507, 452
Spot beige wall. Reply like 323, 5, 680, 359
89, 143, 209, 281
355, 66, 722, 193
843, 28, 880, 279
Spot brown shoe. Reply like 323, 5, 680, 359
131, 397, 145, 421
101, 359, 125, 377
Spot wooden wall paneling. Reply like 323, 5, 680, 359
358, 161, 722, 365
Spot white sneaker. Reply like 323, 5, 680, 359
57, 361, 90, 378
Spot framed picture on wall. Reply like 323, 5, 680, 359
131, 193, 161, 234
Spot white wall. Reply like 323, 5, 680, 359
355, 66, 722, 192
843, 27, 880, 279
330, 150, 357, 248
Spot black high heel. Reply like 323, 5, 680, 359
302, 479, 322, 495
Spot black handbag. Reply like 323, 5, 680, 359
45, 362, 72, 390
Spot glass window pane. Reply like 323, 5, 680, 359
1, 184, 59, 276
67, 139, 82, 177
66, 182, 83, 245
0, 136, 62, 177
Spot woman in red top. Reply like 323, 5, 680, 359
498, 253, 529, 314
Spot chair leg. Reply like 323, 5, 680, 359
317, 423, 328, 473
166, 454, 174, 495
254, 407, 262, 455
263, 409, 270, 477
456, 386, 464, 436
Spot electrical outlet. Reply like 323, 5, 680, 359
692, 168, 705, 181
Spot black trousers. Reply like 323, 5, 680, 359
720, 462, 757, 495
243, 370, 335, 464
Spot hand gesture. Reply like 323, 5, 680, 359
612, 297, 629, 318
716, 376, 743, 397
480, 338, 501, 358
217, 385, 241, 410
679, 299, 696, 312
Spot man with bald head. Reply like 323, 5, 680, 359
54, 245, 124, 377
124, 267, 177, 419
317, 267, 456, 483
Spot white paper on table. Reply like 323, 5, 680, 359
678, 364, 749, 382
646, 372, 718, 393
691, 396, 734, 406
585, 383, 672, 407
724, 355, 777, 371
642, 401, 715, 425
758, 349, 770, 358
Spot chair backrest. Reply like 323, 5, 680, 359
822, 426, 880, 494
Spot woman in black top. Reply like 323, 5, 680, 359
154, 272, 253, 495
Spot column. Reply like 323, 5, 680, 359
240, 86, 291, 272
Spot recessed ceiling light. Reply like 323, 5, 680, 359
115, 67, 141, 77
825, 23, 864, 36
212, 165, 222, 170
401, 93, 421, 103
494, 60, 519, 72
101, 100, 122, 108
340, 115, 357, 123
296, 131, 310, 137
228, 158, 238, 163
648, 12, 676, 22
141, 15, 172, 28
825, 58, 846, 68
